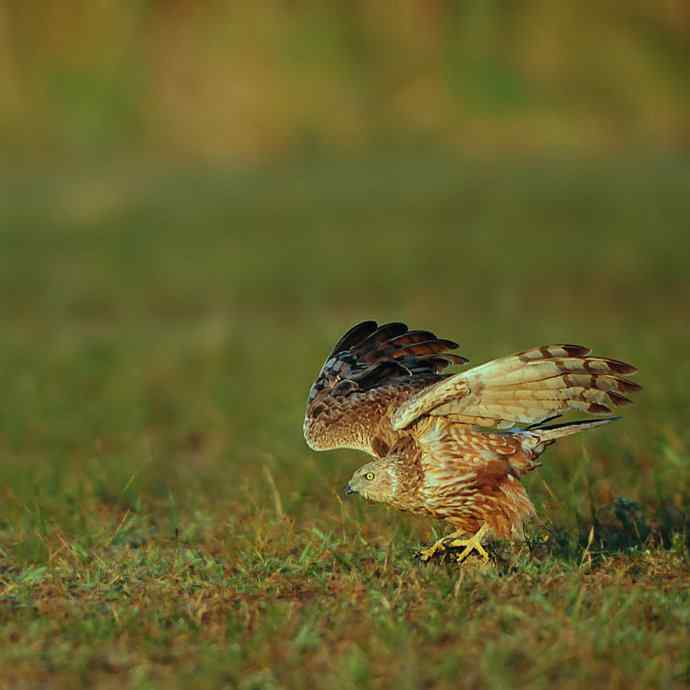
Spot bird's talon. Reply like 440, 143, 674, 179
447, 524, 491, 565
452, 540, 490, 564
415, 538, 449, 562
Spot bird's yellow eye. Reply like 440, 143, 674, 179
365, 472, 375, 481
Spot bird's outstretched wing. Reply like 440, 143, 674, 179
391, 344, 641, 431
306, 321, 466, 403
304, 321, 467, 454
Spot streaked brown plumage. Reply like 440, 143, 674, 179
303, 321, 641, 560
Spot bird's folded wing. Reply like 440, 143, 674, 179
391, 344, 641, 430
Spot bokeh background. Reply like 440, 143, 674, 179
3, 1, 690, 162
1, 3, 690, 689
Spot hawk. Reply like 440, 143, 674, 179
303, 321, 641, 563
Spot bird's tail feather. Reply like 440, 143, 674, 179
529, 416, 620, 443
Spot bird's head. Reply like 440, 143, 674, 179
344, 459, 398, 504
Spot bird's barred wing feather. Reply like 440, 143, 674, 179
391, 344, 641, 431
306, 321, 466, 404
303, 321, 467, 453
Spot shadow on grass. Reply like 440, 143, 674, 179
522, 497, 690, 565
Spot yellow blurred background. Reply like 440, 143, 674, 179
3, 0, 690, 164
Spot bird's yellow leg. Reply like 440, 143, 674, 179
415, 532, 462, 563
415, 529, 467, 562
446, 523, 491, 564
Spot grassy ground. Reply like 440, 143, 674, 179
1, 155, 689, 689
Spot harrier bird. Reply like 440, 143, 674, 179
303, 321, 640, 563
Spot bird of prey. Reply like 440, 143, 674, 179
303, 321, 640, 563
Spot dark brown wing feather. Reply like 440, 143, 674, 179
304, 320, 469, 454
306, 320, 467, 403
328, 320, 378, 356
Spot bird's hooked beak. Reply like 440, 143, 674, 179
344, 482, 356, 496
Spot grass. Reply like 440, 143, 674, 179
1, 154, 689, 689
